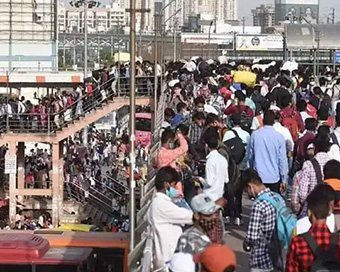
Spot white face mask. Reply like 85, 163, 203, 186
169, 143, 174, 149
310, 81, 316, 86
327, 77, 332, 82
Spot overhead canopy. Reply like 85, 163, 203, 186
286, 24, 340, 50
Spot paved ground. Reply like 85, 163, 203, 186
224, 194, 252, 272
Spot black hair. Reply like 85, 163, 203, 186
317, 108, 329, 121
194, 96, 205, 106
202, 127, 219, 147
230, 113, 241, 125
205, 136, 218, 149
164, 108, 175, 119
202, 78, 208, 85
307, 184, 335, 219
241, 168, 263, 188
274, 110, 281, 121
210, 85, 219, 94
313, 133, 331, 153
324, 160, 340, 180
177, 124, 189, 136
313, 87, 323, 96
305, 118, 318, 132
296, 100, 307, 112
155, 166, 180, 191
263, 110, 275, 126
161, 128, 175, 145
193, 111, 205, 121
261, 100, 271, 113
281, 95, 292, 108
176, 102, 186, 113
317, 125, 330, 136
319, 77, 326, 86
235, 91, 246, 102
205, 113, 219, 126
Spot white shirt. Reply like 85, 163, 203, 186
296, 214, 335, 235
273, 122, 294, 152
300, 111, 312, 123
202, 150, 229, 201
147, 192, 193, 268
223, 126, 250, 144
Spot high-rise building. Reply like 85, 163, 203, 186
274, 0, 319, 24
252, 5, 275, 32
182, 0, 238, 27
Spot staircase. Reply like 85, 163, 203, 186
66, 176, 128, 225
0, 76, 153, 146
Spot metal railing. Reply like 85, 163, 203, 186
129, 85, 167, 271
1, 76, 156, 134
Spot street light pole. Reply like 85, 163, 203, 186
84, 1, 88, 79
6, 68, 15, 132
128, 0, 137, 251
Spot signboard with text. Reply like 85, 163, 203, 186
236, 35, 283, 51
5, 154, 17, 174
181, 34, 234, 46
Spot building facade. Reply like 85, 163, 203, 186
58, 0, 155, 34
0, 0, 58, 71
252, 5, 276, 32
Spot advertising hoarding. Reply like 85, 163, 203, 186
181, 34, 234, 46
275, 0, 319, 23
236, 35, 283, 51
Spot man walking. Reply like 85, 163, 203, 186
248, 110, 288, 193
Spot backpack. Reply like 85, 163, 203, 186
223, 129, 246, 164
237, 105, 253, 133
306, 103, 317, 119
217, 143, 241, 191
301, 232, 340, 272
257, 192, 297, 249
280, 109, 299, 142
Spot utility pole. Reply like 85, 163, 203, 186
242, 16, 245, 33
125, 3, 150, 251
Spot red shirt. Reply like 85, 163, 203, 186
286, 223, 340, 272
280, 106, 305, 132
87, 84, 93, 96
224, 104, 254, 118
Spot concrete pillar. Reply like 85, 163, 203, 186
17, 142, 25, 203
52, 141, 64, 227
8, 141, 16, 227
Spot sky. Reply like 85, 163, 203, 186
239, 0, 340, 24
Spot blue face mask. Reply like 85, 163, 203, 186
166, 187, 178, 198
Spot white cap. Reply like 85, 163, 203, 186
206, 59, 214, 65
169, 253, 195, 272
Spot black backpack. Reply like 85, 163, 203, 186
217, 143, 241, 191
237, 105, 253, 133
301, 232, 340, 272
223, 129, 246, 165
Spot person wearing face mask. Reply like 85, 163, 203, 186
171, 194, 226, 272
147, 166, 193, 270
154, 128, 188, 170
242, 169, 286, 272
194, 96, 205, 113
172, 102, 189, 127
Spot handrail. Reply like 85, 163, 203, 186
101, 172, 129, 192
129, 85, 167, 271
1, 76, 156, 134
92, 176, 126, 198
67, 181, 116, 216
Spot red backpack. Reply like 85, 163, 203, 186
280, 109, 299, 142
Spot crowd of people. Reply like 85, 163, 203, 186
148, 57, 340, 272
